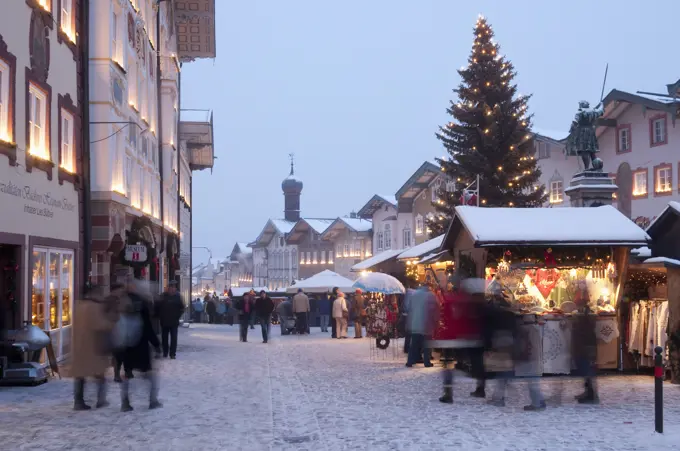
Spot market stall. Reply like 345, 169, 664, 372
442, 205, 650, 375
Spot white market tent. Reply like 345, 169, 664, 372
450, 205, 650, 247
397, 235, 444, 260
351, 249, 404, 272
286, 270, 354, 293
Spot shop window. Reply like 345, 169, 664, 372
0, 57, 13, 144
28, 83, 49, 160
632, 169, 648, 198
654, 164, 672, 196
616, 124, 631, 153
649, 114, 667, 147
384, 224, 392, 250
403, 228, 412, 248
549, 180, 563, 204
415, 215, 424, 235
59, 109, 74, 172
32, 248, 73, 360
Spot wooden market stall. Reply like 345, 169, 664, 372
441, 205, 650, 375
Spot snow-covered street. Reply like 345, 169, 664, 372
1, 324, 679, 451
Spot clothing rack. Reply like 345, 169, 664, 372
627, 299, 669, 370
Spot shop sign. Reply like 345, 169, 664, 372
0, 180, 76, 218
124, 245, 147, 262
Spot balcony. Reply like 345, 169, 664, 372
173, 0, 216, 62
179, 109, 215, 172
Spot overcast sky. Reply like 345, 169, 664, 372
181, 0, 680, 264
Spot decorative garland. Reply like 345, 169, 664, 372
486, 246, 613, 269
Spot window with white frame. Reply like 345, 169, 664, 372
353, 241, 361, 257
431, 178, 442, 203
377, 232, 384, 251
150, 178, 156, 217
111, 12, 121, 65
337, 244, 342, 257
328, 251, 333, 263
384, 224, 392, 250
312, 251, 317, 264
403, 228, 412, 248
415, 215, 424, 235
0, 59, 11, 143
141, 135, 148, 161
128, 117, 137, 149
445, 180, 456, 193
652, 117, 666, 145
633, 170, 647, 196
617, 126, 630, 152
320, 250, 326, 264
537, 141, 551, 159
656, 166, 672, 193
343, 244, 350, 257
549, 180, 563, 204
128, 60, 136, 107
60, 0, 75, 42
139, 167, 146, 210
137, 70, 144, 116
28, 84, 49, 159
60, 109, 74, 172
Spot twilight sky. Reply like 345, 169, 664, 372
181, 0, 680, 265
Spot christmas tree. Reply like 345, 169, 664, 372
428, 16, 547, 237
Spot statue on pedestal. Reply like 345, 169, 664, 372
566, 101, 604, 172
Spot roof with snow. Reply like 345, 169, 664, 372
357, 194, 398, 219
286, 270, 355, 293
646, 201, 680, 238
286, 218, 335, 244
444, 205, 650, 248
351, 249, 404, 272
320, 217, 373, 240
397, 235, 444, 260
250, 218, 297, 247
643, 257, 680, 268
532, 127, 569, 142
395, 161, 442, 203
229, 242, 253, 262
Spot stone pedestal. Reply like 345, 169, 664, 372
564, 172, 617, 207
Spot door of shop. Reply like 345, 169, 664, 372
31, 248, 74, 361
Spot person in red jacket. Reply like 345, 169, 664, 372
429, 278, 483, 404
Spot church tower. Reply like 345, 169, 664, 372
281, 154, 303, 222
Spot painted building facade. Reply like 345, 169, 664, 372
287, 219, 335, 279
320, 216, 372, 280
0, 0, 86, 361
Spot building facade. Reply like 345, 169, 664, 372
358, 194, 399, 255
286, 219, 334, 279
320, 216, 372, 279
534, 81, 680, 225
88, 0, 215, 296
0, 0, 86, 361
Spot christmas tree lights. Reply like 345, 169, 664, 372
428, 16, 547, 236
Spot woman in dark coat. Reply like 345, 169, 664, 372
330, 287, 339, 339
119, 281, 162, 412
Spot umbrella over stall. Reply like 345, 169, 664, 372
353, 272, 406, 295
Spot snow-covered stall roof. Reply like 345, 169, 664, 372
631, 246, 652, 258
286, 270, 355, 293
451, 205, 650, 247
646, 201, 680, 235
351, 249, 404, 272
397, 235, 444, 260
643, 257, 680, 268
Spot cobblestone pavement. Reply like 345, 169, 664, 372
0, 324, 679, 450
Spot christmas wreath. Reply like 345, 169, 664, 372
376, 335, 390, 350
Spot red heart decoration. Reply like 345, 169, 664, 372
528, 269, 560, 299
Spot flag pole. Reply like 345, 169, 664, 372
476, 174, 480, 207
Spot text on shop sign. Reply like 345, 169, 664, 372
124, 245, 147, 262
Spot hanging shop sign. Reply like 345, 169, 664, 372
124, 244, 148, 263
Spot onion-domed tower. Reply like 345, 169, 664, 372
282, 154, 303, 222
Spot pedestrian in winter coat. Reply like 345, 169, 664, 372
255, 291, 275, 343
330, 287, 339, 338
205, 294, 217, 324
119, 280, 163, 412
71, 285, 124, 410
156, 281, 185, 359
333, 292, 349, 339
318, 293, 331, 333
237, 293, 255, 342
353, 289, 367, 338
572, 302, 599, 404
405, 286, 437, 368
292, 289, 310, 335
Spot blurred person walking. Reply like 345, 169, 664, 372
117, 280, 163, 412
156, 281, 184, 359
71, 285, 124, 410
292, 288, 310, 335
330, 287, 339, 338
236, 292, 255, 342
318, 292, 331, 333
405, 284, 437, 368
333, 291, 349, 339
572, 302, 599, 404
255, 290, 275, 343
353, 289, 367, 338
